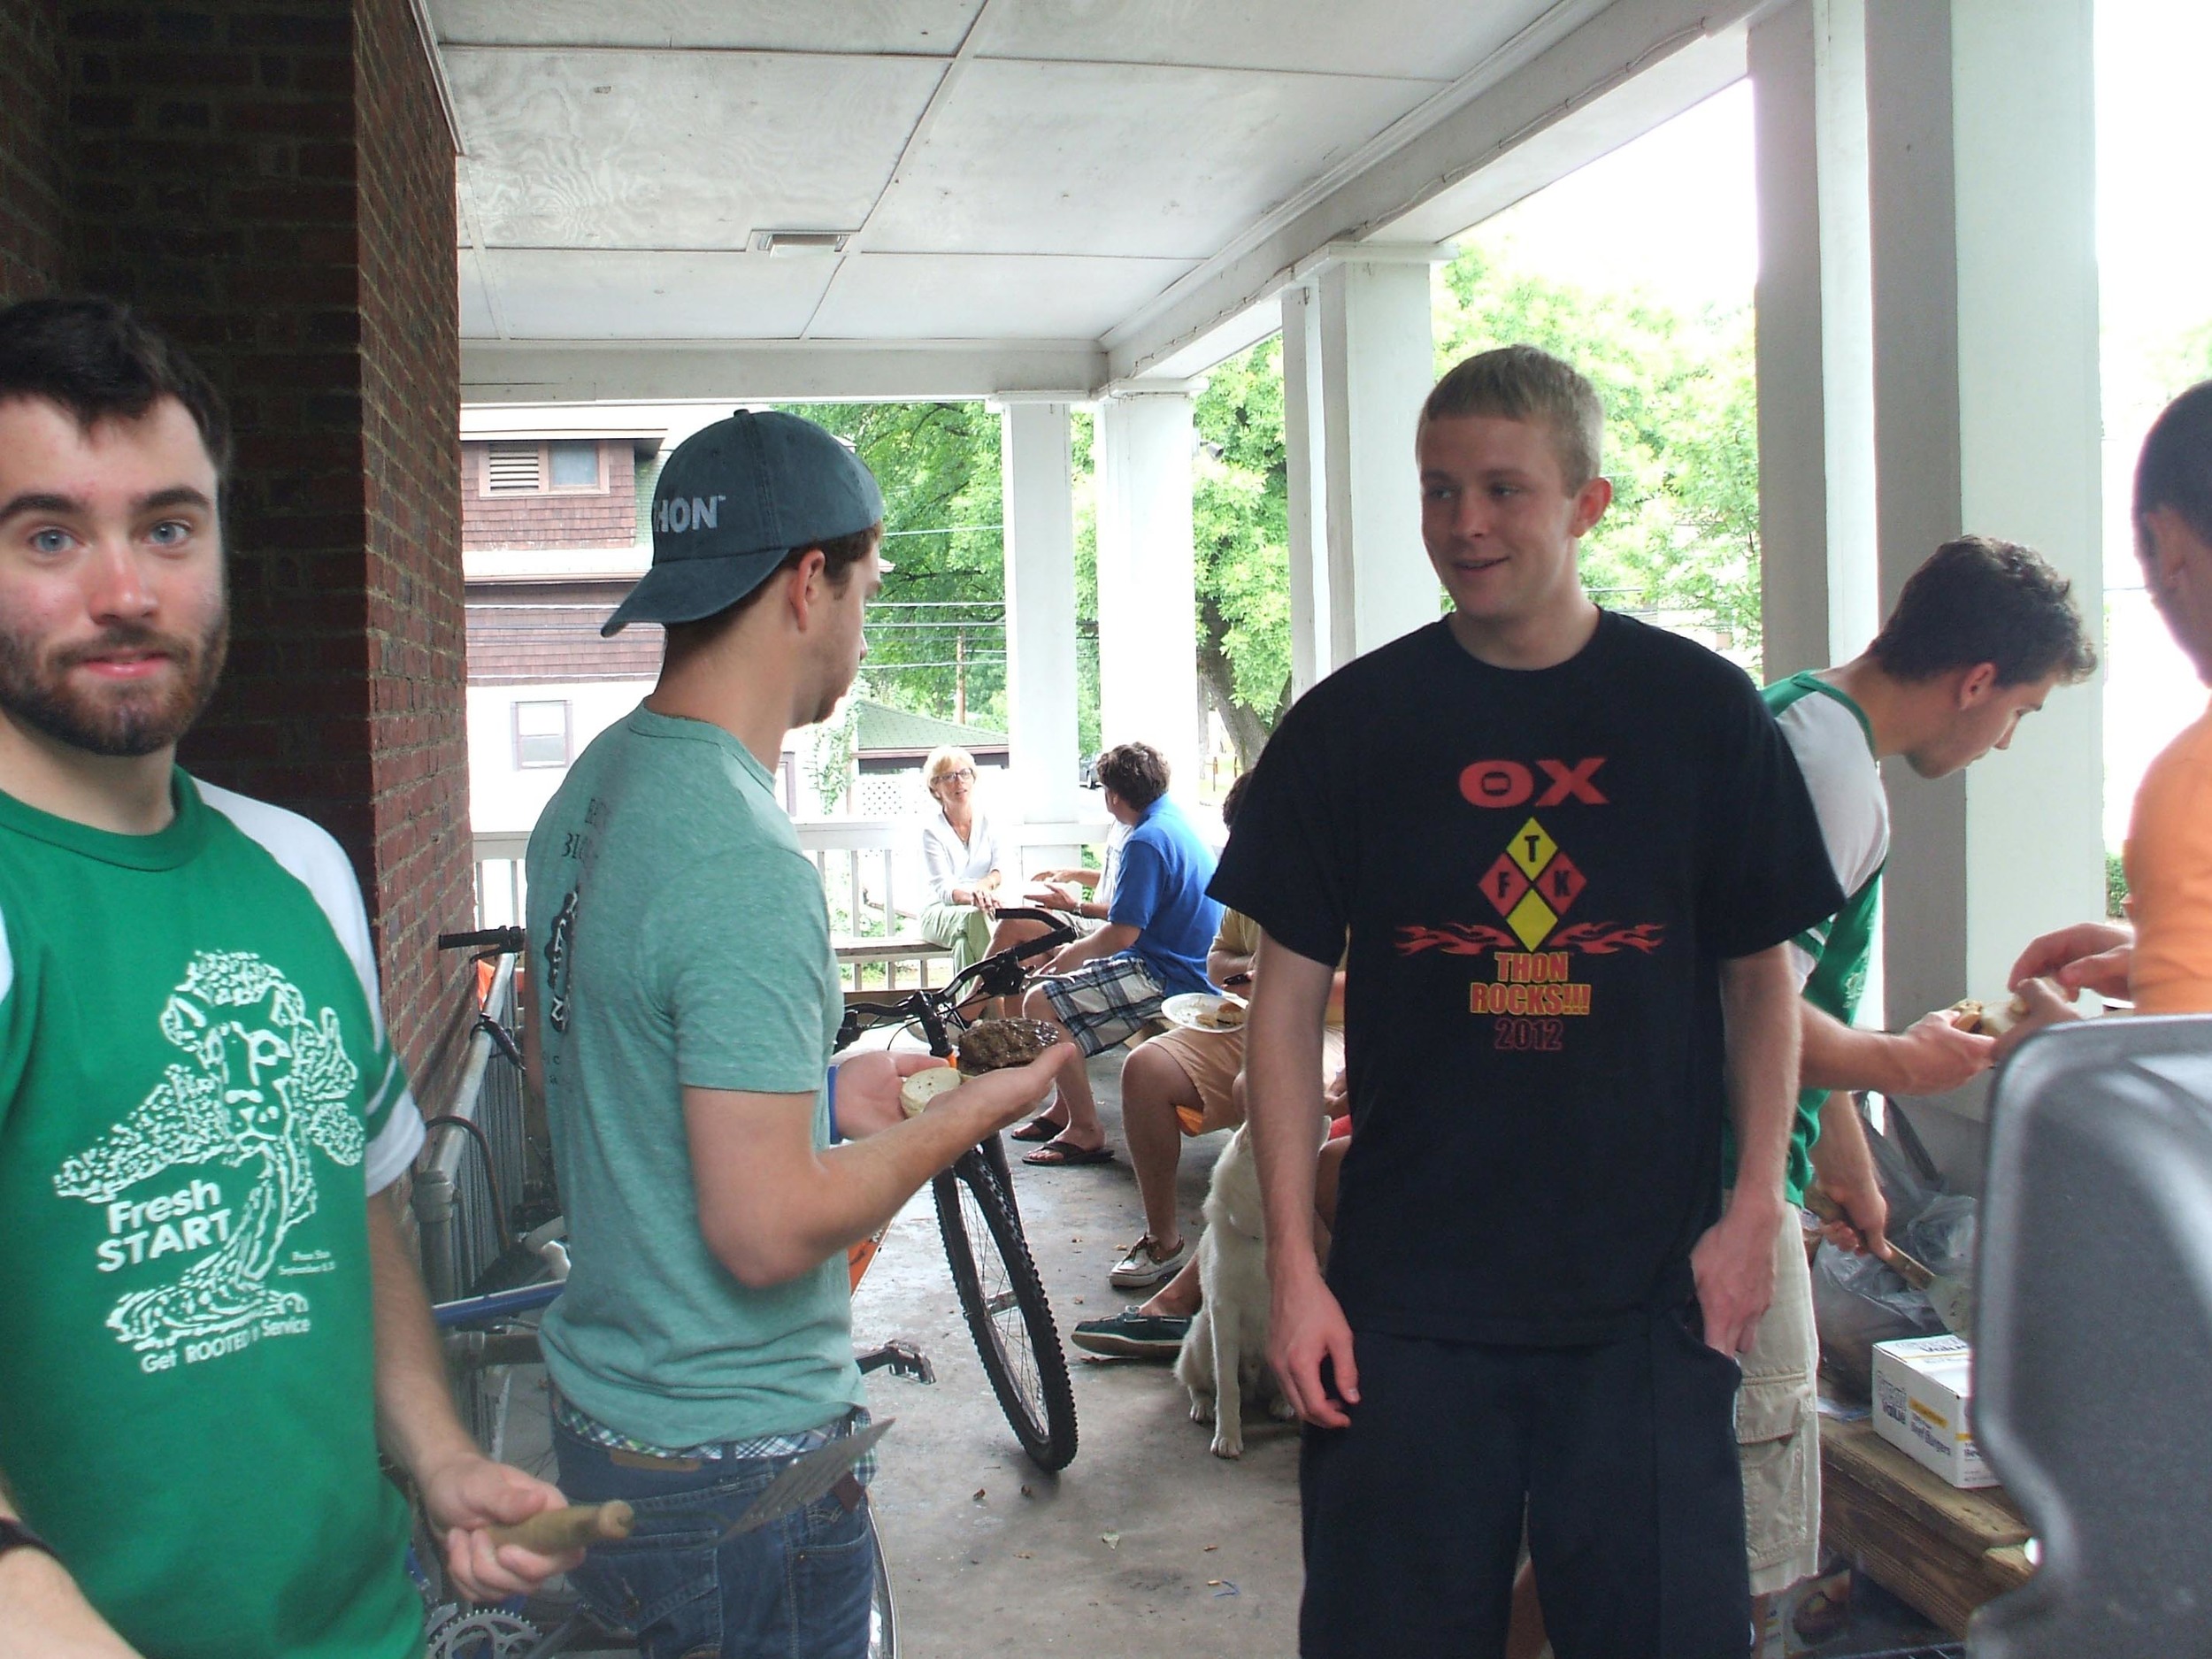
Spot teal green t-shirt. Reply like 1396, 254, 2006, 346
527, 708, 858, 1446
0, 773, 423, 1659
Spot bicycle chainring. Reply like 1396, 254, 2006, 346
425, 1606, 545, 1659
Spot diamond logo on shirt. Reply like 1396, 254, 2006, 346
1483, 818, 1585, 949
1400, 768, 1667, 999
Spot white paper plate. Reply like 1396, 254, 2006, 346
1161, 993, 1248, 1034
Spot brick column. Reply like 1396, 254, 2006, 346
355, 0, 471, 1071
0, 0, 67, 300
55, 0, 469, 1078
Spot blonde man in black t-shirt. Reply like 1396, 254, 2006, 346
1214, 346, 1839, 1659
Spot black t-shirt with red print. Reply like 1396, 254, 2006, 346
1212, 613, 1840, 1346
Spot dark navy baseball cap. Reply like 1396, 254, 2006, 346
602, 409, 884, 635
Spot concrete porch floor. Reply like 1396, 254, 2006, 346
849, 1049, 1304, 1657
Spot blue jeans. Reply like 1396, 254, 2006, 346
551, 1416, 876, 1659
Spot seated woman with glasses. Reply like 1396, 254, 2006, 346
918, 746, 1053, 1004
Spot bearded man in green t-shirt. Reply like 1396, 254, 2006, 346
0, 298, 576, 1658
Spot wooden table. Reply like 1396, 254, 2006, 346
1819, 1416, 2036, 1636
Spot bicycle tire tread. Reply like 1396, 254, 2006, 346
933, 1149, 1079, 1471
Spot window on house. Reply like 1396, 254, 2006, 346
480, 440, 606, 495
549, 440, 600, 489
514, 700, 570, 768
484, 442, 544, 493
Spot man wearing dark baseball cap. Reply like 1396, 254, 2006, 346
526, 411, 1073, 1657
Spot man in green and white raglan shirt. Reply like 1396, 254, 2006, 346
527, 410, 1072, 1659
1734, 535, 2096, 1612
0, 298, 575, 1659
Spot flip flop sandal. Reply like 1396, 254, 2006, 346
1022, 1138, 1116, 1167
1010, 1115, 1066, 1142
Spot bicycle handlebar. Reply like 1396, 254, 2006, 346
838, 906, 1080, 1056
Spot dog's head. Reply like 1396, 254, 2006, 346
1210, 1124, 1269, 1240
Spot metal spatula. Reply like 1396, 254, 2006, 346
1882, 1241, 1976, 1338
717, 1416, 894, 1540
1805, 1186, 1974, 1336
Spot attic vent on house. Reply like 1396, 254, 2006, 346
486, 442, 543, 493
752, 229, 851, 257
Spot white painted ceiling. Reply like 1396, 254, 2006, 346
434, 0, 1607, 359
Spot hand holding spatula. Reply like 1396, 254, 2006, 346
1806, 1185, 1974, 1336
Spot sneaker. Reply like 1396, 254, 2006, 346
1108, 1233, 1192, 1290
1070, 1306, 1192, 1360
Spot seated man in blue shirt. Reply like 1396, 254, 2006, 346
1019, 742, 1223, 1165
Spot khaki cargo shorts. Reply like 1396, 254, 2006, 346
1159, 1024, 1346, 1136
1737, 1208, 1822, 1596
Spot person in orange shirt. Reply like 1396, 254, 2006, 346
2011, 380, 2212, 1018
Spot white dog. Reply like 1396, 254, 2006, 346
1176, 1124, 1295, 1458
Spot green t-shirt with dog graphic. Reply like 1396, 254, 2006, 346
0, 772, 424, 1659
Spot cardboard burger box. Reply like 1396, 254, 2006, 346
1872, 1333, 1997, 1489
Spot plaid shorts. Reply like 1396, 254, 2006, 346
1041, 953, 1167, 1056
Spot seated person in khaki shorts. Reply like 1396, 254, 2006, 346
1110, 777, 1348, 1286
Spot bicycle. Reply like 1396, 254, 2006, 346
834, 905, 1087, 1473
435, 913, 1084, 1470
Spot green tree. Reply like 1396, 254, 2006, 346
780, 400, 1012, 730
1194, 336, 1293, 764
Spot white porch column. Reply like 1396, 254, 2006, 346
1094, 388, 1202, 791
1315, 251, 1445, 665
1280, 283, 1332, 699
997, 399, 1083, 841
1752, 0, 1880, 680
1865, 0, 2103, 1035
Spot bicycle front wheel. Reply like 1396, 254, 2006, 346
933, 1147, 1079, 1471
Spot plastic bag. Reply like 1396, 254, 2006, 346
1808, 1098, 1979, 1394
1811, 1195, 1978, 1393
